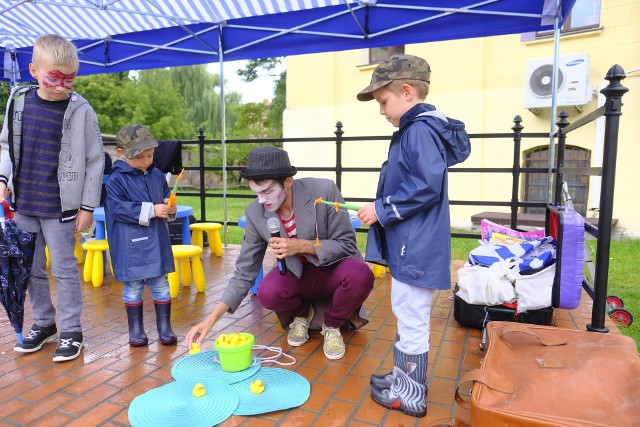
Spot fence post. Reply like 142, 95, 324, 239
588, 65, 628, 333
197, 127, 206, 221
510, 115, 523, 229
335, 121, 343, 190
554, 110, 570, 205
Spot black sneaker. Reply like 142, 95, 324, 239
13, 323, 58, 353
52, 332, 84, 362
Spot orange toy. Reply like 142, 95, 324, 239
166, 168, 184, 207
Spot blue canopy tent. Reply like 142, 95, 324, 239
0, 0, 576, 221
2, 1, 575, 77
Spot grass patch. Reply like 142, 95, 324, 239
178, 192, 638, 348
586, 239, 640, 349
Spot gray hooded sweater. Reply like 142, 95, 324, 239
0, 85, 104, 221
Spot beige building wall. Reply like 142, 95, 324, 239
283, 0, 640, 237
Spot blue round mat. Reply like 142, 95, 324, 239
231, 367, 310, 415
128, 379, 239, 427
171, 349, 261, 384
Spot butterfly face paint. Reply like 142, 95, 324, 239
42, 70, 77, 89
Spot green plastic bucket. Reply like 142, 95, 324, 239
214, 332, 255, 372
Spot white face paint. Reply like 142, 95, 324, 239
248, 179, 287, 212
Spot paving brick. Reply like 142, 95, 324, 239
0, 245, 621, 426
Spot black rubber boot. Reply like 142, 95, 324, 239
370, 346, 428, 418
370, 334, 400, 388
154, 300, 177, 346
125, 302, 148, 347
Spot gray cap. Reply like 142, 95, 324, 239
357, 54, 431, 102
116, 124, 158, 159
240, 146, 297, 180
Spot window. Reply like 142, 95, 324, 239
562, 0, 601, 32
539, 0, 601, 36
523, 146, 591, 215
369, 46, 404, 64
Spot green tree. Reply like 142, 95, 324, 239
73, 69, 194, 140
132, 69, 193, 139
169, 65, 243, 140
72, 73, 134, 135
236, 58, 285, 138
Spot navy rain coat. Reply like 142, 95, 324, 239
105, 160, 175, 282
365, 103, 471, 289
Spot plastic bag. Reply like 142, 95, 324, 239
506, 263, 556, 312
456, 261, 517, 306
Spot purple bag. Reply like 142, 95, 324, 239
546, 205, 585, 309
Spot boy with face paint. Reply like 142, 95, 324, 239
0, 34, 104, 362
186, 146, 374, 360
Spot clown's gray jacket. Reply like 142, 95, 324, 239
0, 85, 104, 221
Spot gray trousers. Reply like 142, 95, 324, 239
14, 212, 83, 333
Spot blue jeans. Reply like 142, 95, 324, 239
123, 275, 171, 303
14, 212, 82, 333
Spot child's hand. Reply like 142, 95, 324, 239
75, 210, 93, 233
154, 203, 172, 218
0, 183, 10, 203
358, 203, 379, 226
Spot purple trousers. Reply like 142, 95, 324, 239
257, 257, 374, 328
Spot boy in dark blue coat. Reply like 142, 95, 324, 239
357, 54, 471, 417
105, 124, 178, 347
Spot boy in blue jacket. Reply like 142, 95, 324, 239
357, 54, 471, 417
105, 124, 177, 347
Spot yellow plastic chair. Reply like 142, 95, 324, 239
168, 244, 205, 298
82, 239, 112, 287
372, 265, 390, 278
189, 222, 223, 256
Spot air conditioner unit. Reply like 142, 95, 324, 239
524, 54, 592, 109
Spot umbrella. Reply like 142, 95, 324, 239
0, 200, 37, 345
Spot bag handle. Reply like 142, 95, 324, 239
454, 369, 513, 409
500, 325, 567, 350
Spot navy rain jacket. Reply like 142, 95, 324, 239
365, 103, 471, 289
105, 160, 175, 282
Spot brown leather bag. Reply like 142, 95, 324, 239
456, 321, 640, 426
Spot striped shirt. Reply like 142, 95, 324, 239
16, 89, 68, 217
279, 212, 297, 238
279, 211, 308, 262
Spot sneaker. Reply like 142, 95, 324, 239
287, 305, 314, 346
13, 323, 58, 353
321, 324, 345, 360
52, 332, 84, 362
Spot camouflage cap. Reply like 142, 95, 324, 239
116, 124, 158, 159
357, 54, 431, 102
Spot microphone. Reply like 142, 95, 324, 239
267, 217, 287, 275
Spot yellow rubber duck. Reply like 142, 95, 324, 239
189, 342, 201, 355
250, 379, 265, 394
192, 383, 206, 398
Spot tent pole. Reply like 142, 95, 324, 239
547, 0, 562, 204
218, 28, 228, 246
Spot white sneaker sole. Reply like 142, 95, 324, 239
13, 334, 57, 353
287, 336, 309, 347
324, 349, 345, 360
